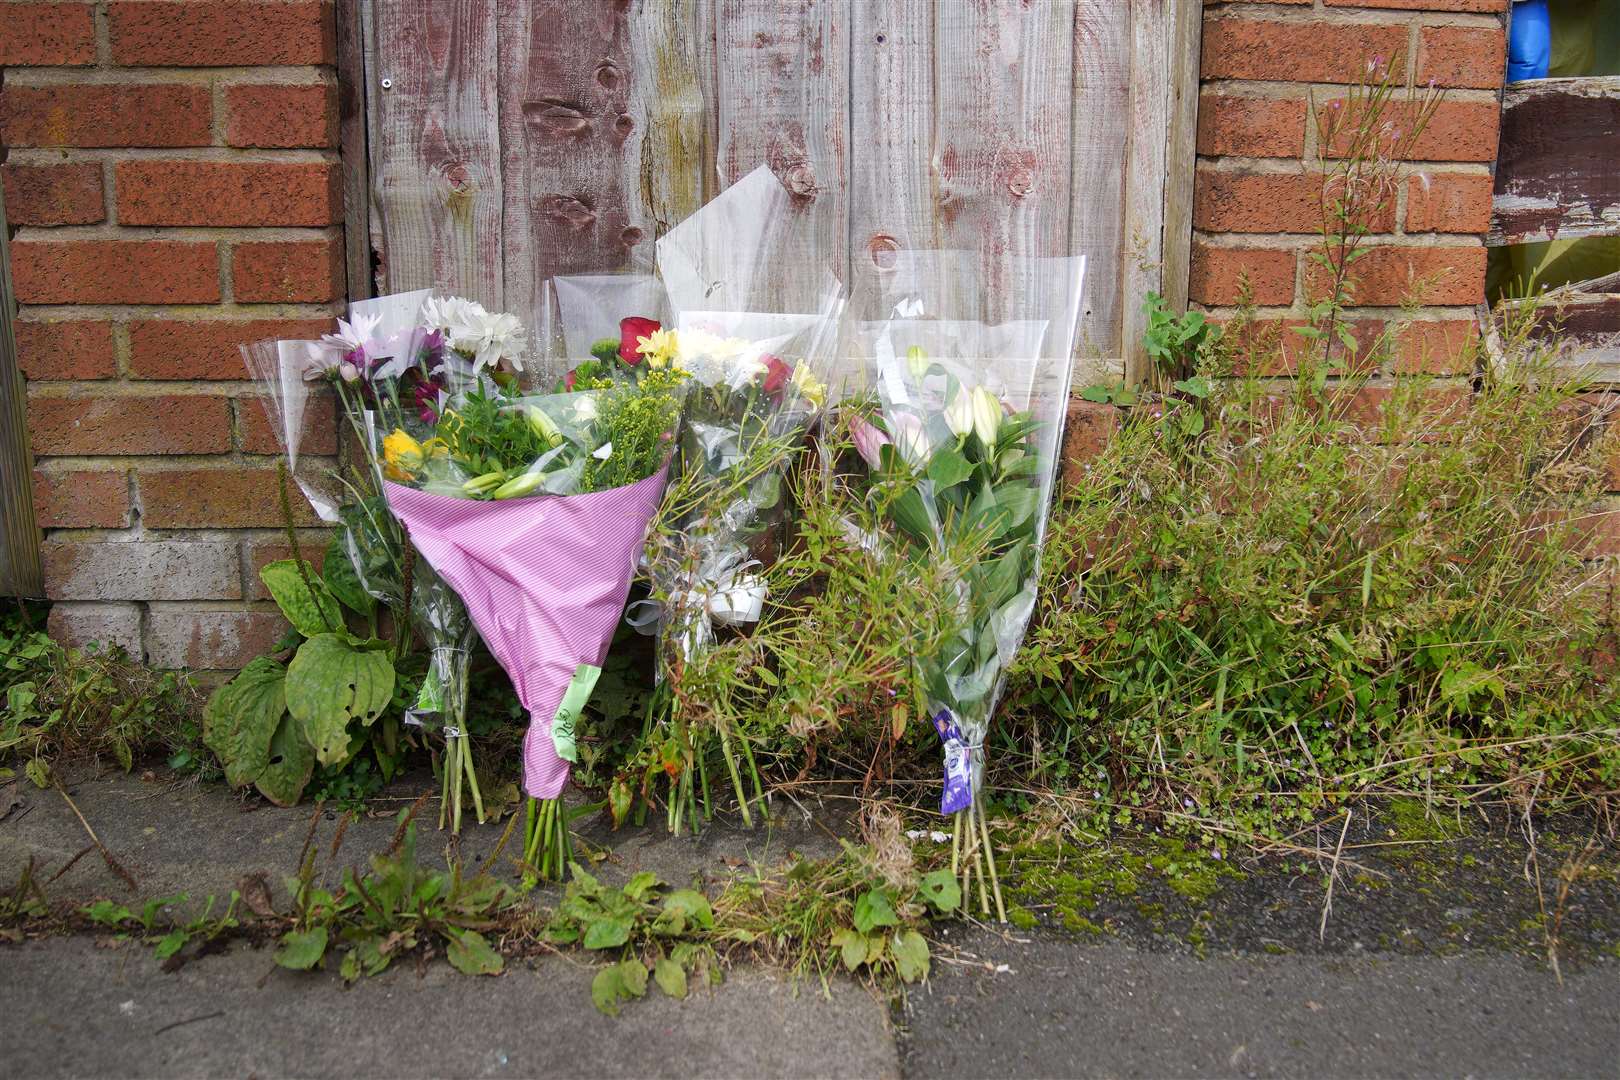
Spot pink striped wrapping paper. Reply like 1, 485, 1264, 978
383, 466, 668, 799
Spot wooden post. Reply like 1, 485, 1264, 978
336, 0, 374, 302
0, 177, 43, 598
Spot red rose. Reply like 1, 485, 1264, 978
564, 368, 577, 391
762, 354, 793, 398
619, 316, 661, 364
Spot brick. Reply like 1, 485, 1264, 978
14, 319, 116, 380
139, 467, 323, 528
1213, 316, 1384, 377
231, 237, 344, 303
243, 538, 330, 601
116, 161, 343, 227
1197, 94, 1306, 158
144, 607, 290, 670
1405, 172, 1493, 235
1195, 169, 1393, 234
128, 317, 334, 380
1202, 19, 1408, 84
1326, 0, 1504, 9
11, 240, 220, 304
239, 390, 338, 455
0, 4, 96, 66
1332, 385, 1471, 430
1306, 244, 1486, 306
225, 83, 338, 148
43, 540, 242, 601
28, 394, 232, 456
2, 162, 104, 225
1317, 99, 1501, 163
109, 1, 335, 66
32, 469, 132, 528
1188, 242, 1296, 306
0, 84, 211, 148
1391, 319, 1478, 375
1418, 26, 1506, 90
48, 602, 143, 657
1061, 400, 1120, 489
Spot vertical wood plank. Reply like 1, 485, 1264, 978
624, 0, 710, 248
712, 0, 850, 310
366, 0, 503, 308
1069, 0, 1129, 365
931, 0, 1076, 324
336, 0, 373, 300
1120, 0, 1171, 385
0, 182, 42, 597
1160, 0, 1202, 317
848, 0, 935, 293
499, 0, 644, 329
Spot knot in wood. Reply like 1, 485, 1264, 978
541, 194, 597, 230
1007, 168, 1035, 198
783, 163, 818, 198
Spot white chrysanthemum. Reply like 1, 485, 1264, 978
420, 296, 528, 372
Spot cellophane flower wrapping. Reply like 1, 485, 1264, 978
536, 271, 670, 389
379, 373, 684, 800
851, 252, 1087, 815
648, 165, 847, 669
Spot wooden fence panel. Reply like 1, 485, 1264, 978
358, 0, 1193, 370
1490, 77, 1620, 247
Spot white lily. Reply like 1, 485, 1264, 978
943, 389, 974, 438
970, 385, 1002, 445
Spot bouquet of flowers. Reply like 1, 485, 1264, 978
239, 290, 529, 831
847, 253, 1086, 919
379, 348, 686, 877
633, 167, 846, 833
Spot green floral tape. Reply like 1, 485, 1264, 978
551, 663, 601, 763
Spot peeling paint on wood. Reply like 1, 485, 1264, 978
1490, 76, 1620, 247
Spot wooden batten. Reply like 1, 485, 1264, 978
1489, 76, 1620, 248
0, 180, 43, 597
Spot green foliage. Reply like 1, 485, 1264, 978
1141, 291, 1216, 383
204, 561, 398, 805
81, 891, 242, 964
542, 864, 718, 1015
274, 813, 517, 982
0, 604, 205, 783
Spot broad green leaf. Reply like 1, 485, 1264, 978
82, 900, 132, 926
1079, 383, 1114, 404
980, 540, 1031, 611
259, 559, 343, 638
832, 928, 867, 971
153, 930, 187, 960
445, 929, 503, 976
274, 926, 328, 970
623, 871, 660, 901
891, 929, 930, 983
203, 657, 287, 790
1172, 376, 1212, 399
926, 447, 975, 490
23, 758, 50, 789
653, 956, 687, 999
918, 869, 961, 914
583, 915, 633, 950
890, 486, 935, 545
591, 966, 626, 1016
618, 958, 649, 998
321, 536, 376, 617
852, 889, 899, 935
285, 634, 395, 765
662, 889, 714, 930
255, 713, 315, 807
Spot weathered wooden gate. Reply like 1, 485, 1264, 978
342, 0, 1199, 379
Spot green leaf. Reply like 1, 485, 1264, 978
259, 559, 343, 638
980, 539, 1031, 610
891, 929, 930, 983
890, 486, 935, 545
1172, 376, 1212, 399
82, 900, 133, 927
255, 713, 316, 807
653, 956, 687, 999
445, 929, 503, 976
618, 958, 649, 998
1080, 383, 1114, 404
591, 965, 626, 1016
832, 928, 867, 971
321, 536, 376, 617
153, 930, 187, 960
623, 871, 660, 902
926, 447, 976, 490
203, 657, 287, 790
918, 869, 962, 913
285, 634, 395, 765
274, 926, 328, 970
583, 915, 633, 950
662, 889, 714, 930
852, 889, 899, 935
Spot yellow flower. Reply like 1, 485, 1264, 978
636, 328, 680, 370
381, 429, 445, 482
791, 363, 827, 409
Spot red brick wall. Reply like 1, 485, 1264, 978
1192, 0, 1506, 372
2, 0, 342, 667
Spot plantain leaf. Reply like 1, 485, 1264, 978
203, 657, 288, 790
274, 926, 328, 970
259, 559, 343, 638
285, 634, 395, 765
445, 929, 503, 976
256, 713, 315, 807
321, 535, 376, 617
891, 928, 930, 983
654, 956, 687, 999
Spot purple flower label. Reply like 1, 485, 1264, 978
932, 709, 974, 815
